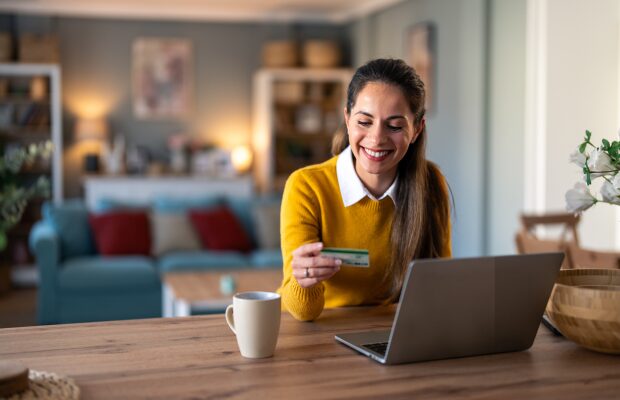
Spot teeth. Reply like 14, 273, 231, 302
364, 148, 389, 158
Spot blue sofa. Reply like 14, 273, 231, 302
29, 197, 282, 324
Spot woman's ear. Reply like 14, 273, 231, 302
411, 118, 426, 144
343, 107, 350, 130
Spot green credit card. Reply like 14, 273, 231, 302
320, 248, 369, 268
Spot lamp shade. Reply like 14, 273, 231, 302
231, 145, 253, 173
75, 117, 108, 141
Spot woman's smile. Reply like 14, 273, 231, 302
361, 146, 393, 161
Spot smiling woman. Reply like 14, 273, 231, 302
278, 58, 453, 321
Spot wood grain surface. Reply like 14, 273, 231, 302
0, 306, 619, 399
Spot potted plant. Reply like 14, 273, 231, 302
0, 141, 52, 292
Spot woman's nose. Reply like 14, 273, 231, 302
366, 125, 388, 145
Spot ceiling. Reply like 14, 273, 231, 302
0, 0, 406, 24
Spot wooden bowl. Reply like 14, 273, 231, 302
546, 269, 620, 354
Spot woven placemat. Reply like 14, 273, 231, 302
5, 369, 79, 400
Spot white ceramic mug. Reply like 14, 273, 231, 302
225, 291, 281, 358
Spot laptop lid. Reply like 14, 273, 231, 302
336, 252, 564, 365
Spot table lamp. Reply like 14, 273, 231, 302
75, 117, 108, 173
231, 145, 253, 174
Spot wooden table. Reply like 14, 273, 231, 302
0, 307, 619, 399
162, 269, 282, 317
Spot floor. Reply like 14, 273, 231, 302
0, 287, 37, 328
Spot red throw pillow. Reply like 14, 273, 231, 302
89, 212, 151, 256
189, 206, 252, 252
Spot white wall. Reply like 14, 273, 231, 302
525, 0, 620, 250
487, 0, 527, 255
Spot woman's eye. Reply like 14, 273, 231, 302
358, 121, 371, 127
388, 125, 403, 132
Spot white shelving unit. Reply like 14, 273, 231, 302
252, 68, 352, 192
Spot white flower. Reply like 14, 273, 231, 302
565, 182, 597, 213
587, 148, 615, 179
613, 173, 620, 191
600, 181, 620, 205
569, 149, 587, 168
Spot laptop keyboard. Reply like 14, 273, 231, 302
362, 341, 388, 356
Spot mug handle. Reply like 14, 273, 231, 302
225, 304, 236, 334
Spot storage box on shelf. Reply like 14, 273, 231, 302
0, 63, 62, 268
252, 68, 352, 192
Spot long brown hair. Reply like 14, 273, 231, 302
332, 58, 451, 302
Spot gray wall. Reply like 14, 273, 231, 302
487, 0, 526, 255
348, 0, 488, 257
55, 18, 350, 149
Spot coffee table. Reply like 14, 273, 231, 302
162, 268, 282, 317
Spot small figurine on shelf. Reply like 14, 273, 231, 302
103, 134, 126, 175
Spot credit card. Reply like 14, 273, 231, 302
320, 248, 369, 268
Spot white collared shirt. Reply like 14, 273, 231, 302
336, 146, 398, 207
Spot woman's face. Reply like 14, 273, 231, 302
344, 81, 423, 187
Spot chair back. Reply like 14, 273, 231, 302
515, 212, 580, 269
566, 243, 620, 269
519, 213, 580, 245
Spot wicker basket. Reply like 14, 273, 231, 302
19, 34, 60, 63
302, 40, 341, 68
261, 40, 298, 68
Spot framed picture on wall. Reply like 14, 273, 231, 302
407, 22, 436, 113
132, 38, 192, 119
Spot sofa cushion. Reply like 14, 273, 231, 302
58, 256, 159, 292
42, 200, 95, 258
251, 200, 281, 250
225, 197, 256, 246
249, 249, 283, 268
158, 251, 249, 273
189, 207, 253, 252
89, 211, 151, 256
153, 196, 223, 214
150, 212, 201, 256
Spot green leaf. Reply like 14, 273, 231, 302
586, 172, 591, 185
603, 138, 610, 149
579, 142, 587, 153
586, 130, 592, 141
0, 231, 6, 252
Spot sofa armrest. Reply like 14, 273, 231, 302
29, 220, 60, 324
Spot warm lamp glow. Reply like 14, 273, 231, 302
231, 145, 253, 173
75, 117, 108, 141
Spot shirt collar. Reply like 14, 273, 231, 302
336, 146, 398, 207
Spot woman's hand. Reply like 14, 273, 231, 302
291, 242, 341, 288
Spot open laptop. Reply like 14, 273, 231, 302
335, 252, 563, 365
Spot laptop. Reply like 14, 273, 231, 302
335, 252, 563, 365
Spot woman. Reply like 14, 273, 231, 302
278, 58, 452, 321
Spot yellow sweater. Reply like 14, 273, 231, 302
278, 156, 451, 321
